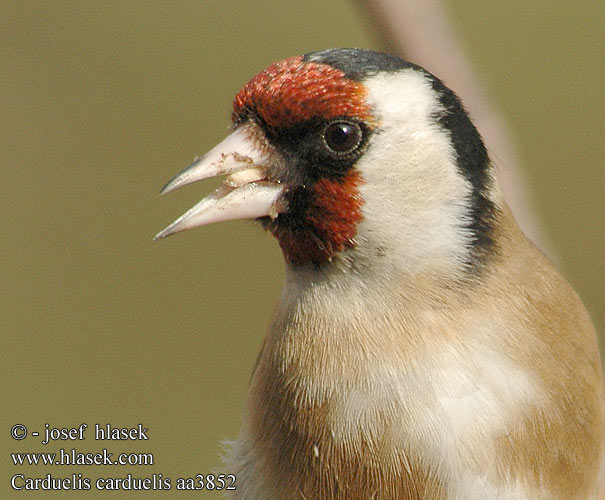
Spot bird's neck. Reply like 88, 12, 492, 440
232, 211, 513, 499
263, 262, 469, 392
235, 266, 466, 498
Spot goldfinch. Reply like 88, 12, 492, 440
155, 48, 604, 499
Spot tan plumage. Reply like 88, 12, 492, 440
224, 205, 603, 499
155, 49, 603, 499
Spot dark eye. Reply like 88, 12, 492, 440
323, 121, 363, 155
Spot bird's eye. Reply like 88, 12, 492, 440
323, 121, 363, 155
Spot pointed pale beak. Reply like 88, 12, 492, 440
154, 126, 286, 240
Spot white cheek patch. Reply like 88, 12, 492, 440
357, 70, 476, 276
366, 69, 441, 123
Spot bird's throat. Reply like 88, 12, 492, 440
268, 171, 364, 267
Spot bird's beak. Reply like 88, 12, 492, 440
154, 126, 286, 240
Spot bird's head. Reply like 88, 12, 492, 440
155, 49, 501, 279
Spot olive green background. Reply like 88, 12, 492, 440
2, 1, 603, 498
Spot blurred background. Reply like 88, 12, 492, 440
2, 1, 603, 498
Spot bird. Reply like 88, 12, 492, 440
154, 48, 604, 499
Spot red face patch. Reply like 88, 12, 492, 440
271, 171, 364, 266
233, 56, 372, 128
234, 56, 369, 266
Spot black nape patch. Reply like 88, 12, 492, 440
427, 75, 498, 266
303, 48, 413, 81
